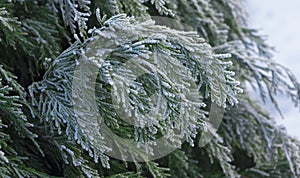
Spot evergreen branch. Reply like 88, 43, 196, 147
0, 66, 46, 177
0, 6, 34, 52
48, 0, 91, 37
1, 0, 299, 177
206, 139, 240, 178
220, 94, 300, 177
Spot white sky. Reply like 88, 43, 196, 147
247, 0, 300, 138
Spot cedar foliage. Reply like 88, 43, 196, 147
0, 0, 300, 177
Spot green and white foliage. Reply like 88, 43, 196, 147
0, 66, 46, 177
1, 0, 67, 85
46, 0, 91, 37
0, 0, 300, 177
30, 13, 241, 169
82, 13, 240, 159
